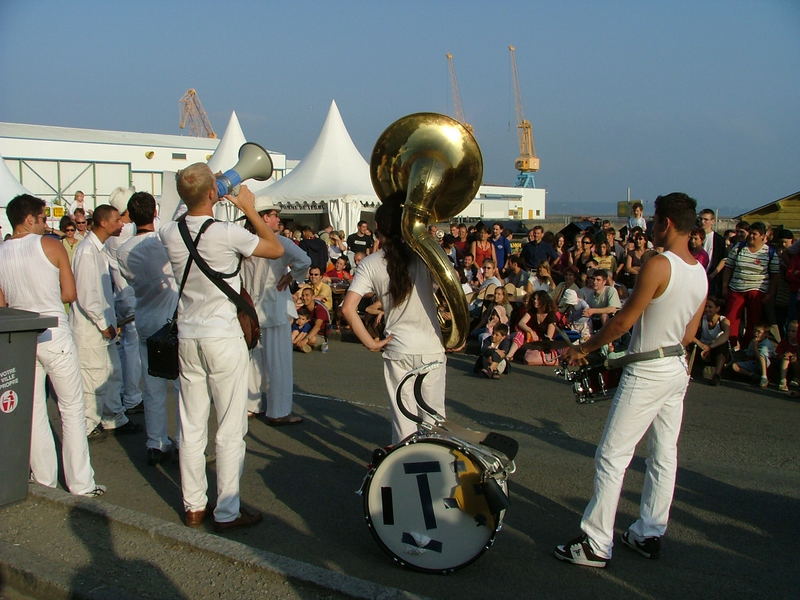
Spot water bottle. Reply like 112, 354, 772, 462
321, 341, 329, 353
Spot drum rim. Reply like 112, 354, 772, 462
362, 437, 504, 574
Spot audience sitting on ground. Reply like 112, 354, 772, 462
506, 290, 558, 362
551, 269, 580, 307
730, 323, 775, 388
776, 319, 799, 392
323, 256, 352, 284
530, 261, 556, 294
291, 308, 314, 352
690, 296, 731, 386
470, 287, 510, 344
476, 323, 511, 379
297, 266, 333, 310
579, 269, 621, 331
327, 230, 347, 263
293, 287, 329, 352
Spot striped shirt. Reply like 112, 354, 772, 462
726, 243, 780, 293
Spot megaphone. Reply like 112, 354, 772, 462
215, 142, 273, 197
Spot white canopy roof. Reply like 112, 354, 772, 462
1, 154, 31, 234
255, 100, 378, 235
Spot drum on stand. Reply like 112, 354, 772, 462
363, 437, 507, 574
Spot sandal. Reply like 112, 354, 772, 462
491, 370, 501, 379
265, 414, 304, 426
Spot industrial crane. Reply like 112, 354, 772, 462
508, 45, 539, 188
179, 89, 217, 138
445, 53, 473, 134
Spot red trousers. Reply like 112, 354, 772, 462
725, 289, 765, 346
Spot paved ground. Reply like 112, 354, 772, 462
2, 337, 799, 599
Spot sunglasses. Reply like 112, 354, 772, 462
75, 221, 87, 225
65, 228, 76, 232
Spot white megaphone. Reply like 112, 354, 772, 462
215, 142, 274, 197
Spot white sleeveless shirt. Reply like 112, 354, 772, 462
0, 234, 67, 329
627, 250, 707, 375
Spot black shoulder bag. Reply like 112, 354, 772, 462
177, 218, 261, 350
146, 219, 214, 380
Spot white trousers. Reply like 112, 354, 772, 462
247, 323, 294, 418
79, 343, 127, 433
581, 361, 688, 558
118, 322, 142, 409
178, 336, 249, 523
30, 328, 98, 494
138, 339, 180, 451
383, 352, 446, 444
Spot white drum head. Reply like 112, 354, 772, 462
364, 439, 505, 573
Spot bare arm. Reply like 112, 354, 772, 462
42, 236, 76, 303
341, 290, 392, 352
228, 186, 284, 259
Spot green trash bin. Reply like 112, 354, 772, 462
0, 307, 58, 507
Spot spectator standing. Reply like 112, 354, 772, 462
721, 221, 779, 348
491, 222, 512, 271
346, 220, 375, 256
60, 217, 80, 263
72, 208, 88, 240
627, 201, 646, 231
299, 226, 329, 272
0, 194, 105, 496
698, 209, 726, 293
689, 228, 710, 269
159, 165, 284, 531
470, 226, 497, 270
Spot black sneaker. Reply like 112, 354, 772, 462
87, 425, 107, 443
553, 535, 609, 568
620, 530, 661, 559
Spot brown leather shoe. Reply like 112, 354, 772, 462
184, 508, 207, 528
213, 507, 263, 532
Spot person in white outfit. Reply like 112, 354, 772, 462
0, 194, 105, 496
105, 187, 143, 413
159, 164, 284, 531
71, 204, 139, 437
555, 192, 707, 568
241, 205, 310, 425
117, 192, 180, 465
341, 199, 447, 444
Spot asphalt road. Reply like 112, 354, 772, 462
29, 338, 800, 599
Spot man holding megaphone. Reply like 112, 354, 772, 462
159, 163, 284, 531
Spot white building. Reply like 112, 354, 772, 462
456, 184, 547, 221
0, 121, 287, 213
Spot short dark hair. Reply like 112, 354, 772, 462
6, 194, 46, 227
699, 208, 715, 219
73, 207, 86, 216
654, 192, 697, 233
494, 323, 509, 337
127, 192, 156, 227
593, 269, 609, 279
749, 221, 767, 236
357, 220, 368, 227
690, 227, 706, 241
92, 204, 119, 226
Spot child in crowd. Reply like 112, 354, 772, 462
560, 289, 591, 342
776, 320, 799, 392
291, 308, 313, 352
479, 323, 511, 379
731, 323, 776, 388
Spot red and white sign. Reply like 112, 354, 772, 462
0, 390, 18, 414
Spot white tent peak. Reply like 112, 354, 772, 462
207, 111, 246, 173
255, 100, 377, 234
0, 153, 32, 234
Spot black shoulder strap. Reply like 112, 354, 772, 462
177, 218, 257, 321
171, 219, 213, 321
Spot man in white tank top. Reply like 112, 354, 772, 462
555, 193, 707, 568
0, 195, 105, 496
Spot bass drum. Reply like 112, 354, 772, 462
363, 438, 506, 573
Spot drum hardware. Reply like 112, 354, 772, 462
555, 358, 614, 404
359, 362, 517, 573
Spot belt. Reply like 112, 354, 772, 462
605, 344, 685, 369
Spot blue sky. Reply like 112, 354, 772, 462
1, 0, 798, 215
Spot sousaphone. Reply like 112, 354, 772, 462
370, 113, 483, 349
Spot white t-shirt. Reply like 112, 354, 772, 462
117, 232, 179, 338
349, 249, 444, 356
159, 216, 259, 339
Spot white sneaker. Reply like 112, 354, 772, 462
80, 485, 107, 497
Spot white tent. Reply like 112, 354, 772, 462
0, 155, 32, 236
255, 100, 378, 235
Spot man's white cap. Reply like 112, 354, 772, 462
562, 289, 579, 305
108, 187, 134, 213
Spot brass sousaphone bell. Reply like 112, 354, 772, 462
370, 113, 483, 349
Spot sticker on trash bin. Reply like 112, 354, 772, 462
0, 390, 18, 414
0, 367, 19, 391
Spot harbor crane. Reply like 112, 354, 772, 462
179, 89, 217, 138
445, 53, 473, 134
508, 45, 539, 188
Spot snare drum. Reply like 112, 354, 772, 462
363, 437, 507, 573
